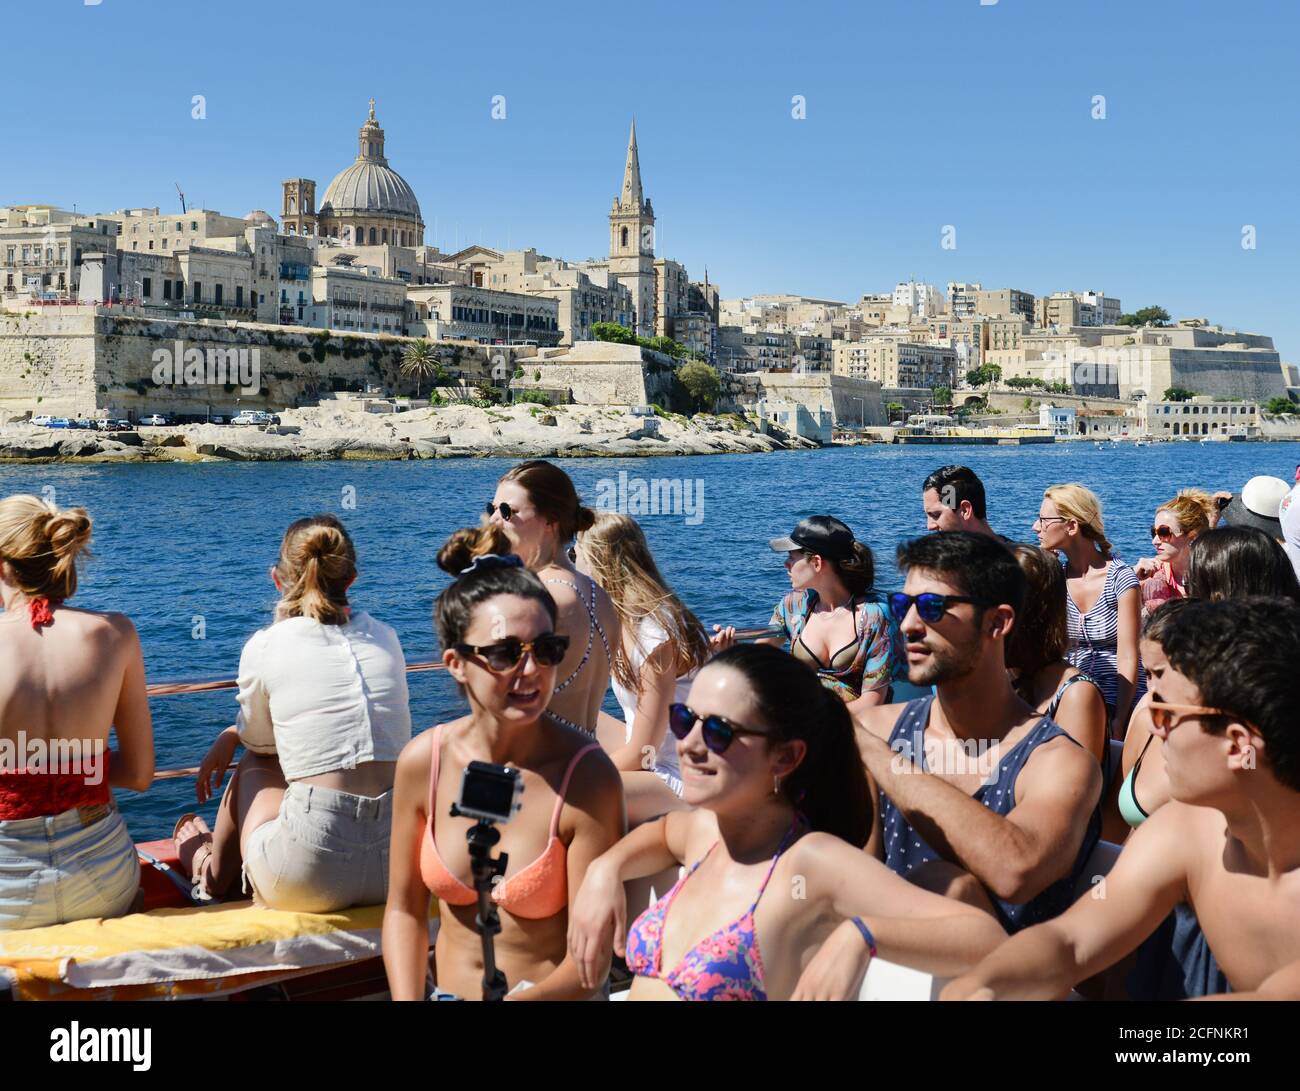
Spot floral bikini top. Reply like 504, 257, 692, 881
624, 819, 802, 1001
769, 589, 902, 702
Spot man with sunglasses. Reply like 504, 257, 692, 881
848, 532, 1102, 937
944, 598, 1300, 1000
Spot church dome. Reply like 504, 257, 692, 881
245, 209, 275, 224
318, 101, 423, 224
320, 161, 421, 219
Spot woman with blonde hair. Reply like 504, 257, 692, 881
1033, 484, 1140, 734
174, 514, 411, 911
574, 512, 709, 821
1133, 489, 1219, 615
484, 460, 618, 735
0, 495, 154, 929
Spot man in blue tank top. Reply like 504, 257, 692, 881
945, 598, 1300, 1000
853, 532, 1103, 935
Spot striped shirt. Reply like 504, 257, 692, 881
1064, 558, 1140, 713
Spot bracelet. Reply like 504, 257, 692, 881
850, 917, 877, 958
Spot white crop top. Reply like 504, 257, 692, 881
235, 610, 412, 780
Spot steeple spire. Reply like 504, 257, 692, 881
621, 118, 644, 209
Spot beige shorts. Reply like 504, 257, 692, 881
243, 781, 391, 913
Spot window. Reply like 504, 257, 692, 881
142, 277, 152, 298
190, 221, 198, 230
163, 280, 172, 300
236, 286, 243, 308
214, 283, 222, 304
193, 282, 202, 302
175, 279, 183, 298
176, 222, 182, 231
5, 247, 13, 265
148, 241, 154, 250
369, 227, 377, 244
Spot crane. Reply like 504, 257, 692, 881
175, 183, 186, 213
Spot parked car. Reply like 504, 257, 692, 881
46, 418, 74, 429
30, 415, 53, 427
231, 411, 273, 426
140, 414, 171, 427
73, 419, 99, 430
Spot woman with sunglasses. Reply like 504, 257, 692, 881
716, 516, 900, 714
484, 460, 618, 736
383, 534, 624, 1000
1133, 490, 1218, 617
568, 644, 1008, 1001
1034, 484, 1141, 736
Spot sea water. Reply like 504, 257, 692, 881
2, 441, 1295, 839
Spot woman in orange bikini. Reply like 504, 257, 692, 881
382, 531, 624, 1000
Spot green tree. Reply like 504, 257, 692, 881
1118, 305, 1172, 328
1163, 386, 1197, 402
964, 366, 987, 389
590, 321, 637, 345
399, 339, 439, 398
930, 385, 952, 407
677, 360, 722, 412
1264, 397, 1296, 415
639, 335, 687, 359
886, 401, 906, 422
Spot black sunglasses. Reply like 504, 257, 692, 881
485, 501, 514, 521
888, 592, 993, 624
668, 703, 768, 754
454, 633, 569, 672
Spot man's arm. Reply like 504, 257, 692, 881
1197, 959, 1300, 1001
941, 803, 1191, 999
862, 729, 1102, 903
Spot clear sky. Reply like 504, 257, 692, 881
8, 0, 1298, 357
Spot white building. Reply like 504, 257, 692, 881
892, 280, 945, 320
1038, 403, 1077, 437
1135, 396, 1259, 438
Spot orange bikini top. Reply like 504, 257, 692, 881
419, 725, 600, 921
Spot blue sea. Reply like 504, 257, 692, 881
2, 441, 1296, 840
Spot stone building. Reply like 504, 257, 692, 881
406, 283, 561, 346
1, 206, 120, 300
308, 263, 408, 335
284, 101, 425, 249
602, 121, 656, 338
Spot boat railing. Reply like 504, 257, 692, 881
146, 626, 783, 779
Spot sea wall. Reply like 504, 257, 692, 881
0, 306, 516, 419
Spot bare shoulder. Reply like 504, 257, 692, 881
854, 700, 906, 740
1021, 730, 1102, 791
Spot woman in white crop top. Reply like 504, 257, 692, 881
173, 515, 412, 912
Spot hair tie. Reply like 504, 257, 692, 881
459, 553, 524, 577
29, 597, 58, 630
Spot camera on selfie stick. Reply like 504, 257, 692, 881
451, 761, 524, 1002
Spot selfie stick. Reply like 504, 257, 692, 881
453, 808, 510, 1002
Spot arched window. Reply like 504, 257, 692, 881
382, 228, 388, 243
288, 196, 296, 214
369, 227, 377, 245
620, 226, 628, 248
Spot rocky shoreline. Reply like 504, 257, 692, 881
0, 403, 819, 464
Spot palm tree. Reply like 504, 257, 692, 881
400, 339, 439, 399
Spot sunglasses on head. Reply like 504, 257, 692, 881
1151, 525, 1177, 541
668, 703, 768, 754
485, 501, 514, 521
888, 592, 993, 624
454, 633, 569, 672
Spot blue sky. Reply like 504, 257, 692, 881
8, 0, 1299, 357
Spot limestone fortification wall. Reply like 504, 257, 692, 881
0, 308, 509, 418
510, 345, 679, 407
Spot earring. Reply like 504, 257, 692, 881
773, 774, 782, 796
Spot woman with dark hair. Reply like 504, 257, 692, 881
1185, 526, 1300, 604
383, 529, 624, 1000
1005, 544, 1107, 766
715, 515, 901, 713
568, 644, 1006, 1001
484, 460, 618, 735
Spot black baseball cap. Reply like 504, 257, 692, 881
769, 515, 856, 562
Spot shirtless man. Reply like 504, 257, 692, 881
853, 532, 1102, 932
921, 465, 1002, 539
944, 597, 1300, 1000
